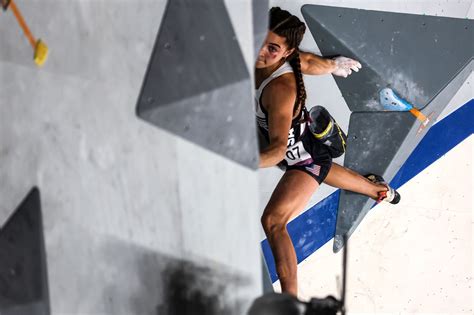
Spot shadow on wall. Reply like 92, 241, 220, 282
99, 238, 253, 315
1, 191, 256, 315
159, 260, 252, 315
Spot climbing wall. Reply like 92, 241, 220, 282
0, 0, 265, 314
260, 0, 473, 312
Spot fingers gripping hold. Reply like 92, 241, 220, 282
332, 56, 362, 77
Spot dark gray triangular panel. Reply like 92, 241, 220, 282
333, 60, 473, 252
140, 80, 257, 165
333, 112, 415, 252
136, 0, 258, 169
0, 187, 50, 315
301, 5, 473, 112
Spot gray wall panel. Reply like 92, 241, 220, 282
334, 60, 473, 252
302, 5, 474, 112
137, 0, 258, 169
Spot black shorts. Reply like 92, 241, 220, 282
279, 131, 333, 184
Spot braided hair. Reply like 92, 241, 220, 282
269, 7, 307, 117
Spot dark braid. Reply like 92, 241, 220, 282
289, 51, 307, 117
269, 7, 307, 116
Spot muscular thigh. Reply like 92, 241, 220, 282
263, 169, 319, 224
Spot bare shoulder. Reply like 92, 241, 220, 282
261, 73, 296, 112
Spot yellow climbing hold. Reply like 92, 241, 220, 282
34, 39, 48, 66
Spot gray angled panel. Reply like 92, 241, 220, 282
140, 80, 257, 167
301, 5, 474, 112
0, 187, 50, 315
333, 111, 415, 253
252, 0, 269, 61
333, 60, 473, 252
343, 112, 414, 176
136, 0, 258, 169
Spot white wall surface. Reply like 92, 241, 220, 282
296, 135, 472, 313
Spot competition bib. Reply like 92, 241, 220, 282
284, 141, 312, 166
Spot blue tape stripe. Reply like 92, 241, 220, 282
262, 99, 473, 283
261, 191, 340, 280
391, 100, 474, 188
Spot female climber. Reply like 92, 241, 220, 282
256, 7, 400, 296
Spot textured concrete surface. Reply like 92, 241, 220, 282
1, 1, 262, 314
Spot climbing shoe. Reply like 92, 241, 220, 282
365, 174, 401, 204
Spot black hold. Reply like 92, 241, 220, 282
1, 0, 10, 11
160, 260, 248, 315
